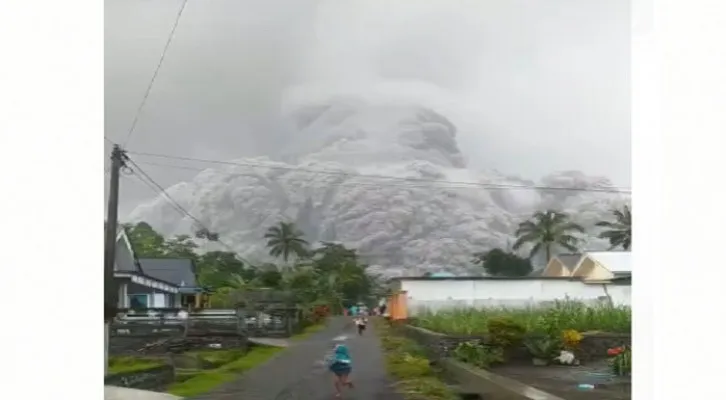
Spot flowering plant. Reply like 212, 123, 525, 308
607, 345, 631, 376
561, 329, 583, 349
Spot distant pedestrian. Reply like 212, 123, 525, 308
328, 344, 354, 398
355, 316, 367, 335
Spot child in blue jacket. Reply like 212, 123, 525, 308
328, 344, 354, 397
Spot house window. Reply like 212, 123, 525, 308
129, 294, 149, 310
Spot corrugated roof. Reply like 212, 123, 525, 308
585, 251, 632, 273
138, 258, 198, 288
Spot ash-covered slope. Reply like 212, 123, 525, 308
127, 100, 629, 276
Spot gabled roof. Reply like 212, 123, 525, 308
557, 253, 582, 269
582, 251, 632, 273
114, 229, 142, 273
137, 258, 198, 288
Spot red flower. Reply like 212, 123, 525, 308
607, 347, 623, 356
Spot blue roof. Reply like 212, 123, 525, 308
430, 272, 456, 278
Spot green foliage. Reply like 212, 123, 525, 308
263, 221, 309, 262
609, 346, 632, 377
414, 301, 631, 335
108, 356, 164, 374
486, 316, 527, 348
166, 346, 282, 397
472, 248, 533, 277
596, 205, 632, 250
375, 319, 458, 400
523, 336, 562, 360
122, 221, 380, 315
452, 341, 504, 368
513, 210, 585, 262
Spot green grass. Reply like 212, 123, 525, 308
108, 356, 165, 374
190, 349, 246, 366
414, 301, 631, 335
166, 345, 283, 397
374, 318, 458, 400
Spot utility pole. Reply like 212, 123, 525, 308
104, 144, 127, 376
104, 144, 127, 320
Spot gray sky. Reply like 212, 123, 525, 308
105, 0, 631, 216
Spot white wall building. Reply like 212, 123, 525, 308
391, 276, 631, 316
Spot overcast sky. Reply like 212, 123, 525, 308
105, 0, 632, 216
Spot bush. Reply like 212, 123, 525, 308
486, 317, 526, 348
453, 341, 504, 368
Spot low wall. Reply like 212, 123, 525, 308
440, 358, 565, 400
400, 324, 630, 363
104, 365, 175, 391
110, 334, 248, 355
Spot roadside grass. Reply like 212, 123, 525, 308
374, 318, 458, 400
108, 356, 165, 374
166, 345, 283, 397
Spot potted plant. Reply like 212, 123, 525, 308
524, 336, 561, 366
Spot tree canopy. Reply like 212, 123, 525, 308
596, 205, 632, 250
472, 248, 533, 277
513, 210, 584, 263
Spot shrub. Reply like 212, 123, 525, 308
523, 336, 561, 360
453, 341, 504, 368
608, 345, 631, 377
486, 316, 526, 348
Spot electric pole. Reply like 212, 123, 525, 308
104, 144, 128, 321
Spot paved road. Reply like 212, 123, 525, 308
188, 317, 403, 400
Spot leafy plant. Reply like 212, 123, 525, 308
523, 336, 561, 360
513, 210, 584, 262
472, 248, 533, 277
608, 345, 631, 376
453, 341, 504, 368
414, 301, 631, 335
487, 316, 527, 348
596, 205, 632, 250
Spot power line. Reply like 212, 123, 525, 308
128, 151, 632, 194
122, 0, 189, 148
123, 158, 253, 266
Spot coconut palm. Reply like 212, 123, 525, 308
513, 210, 585, 263
264, 222, 309, 262
596, 205, 632, 250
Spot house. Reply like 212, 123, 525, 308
113, 228, 210, 309
540, 253, 583, 277
571, 251, 631, 282
137, 258, 210, 309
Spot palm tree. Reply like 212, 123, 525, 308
513, 210, 585, 263
595, 205, 632, 250
264, 222, 309, 262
